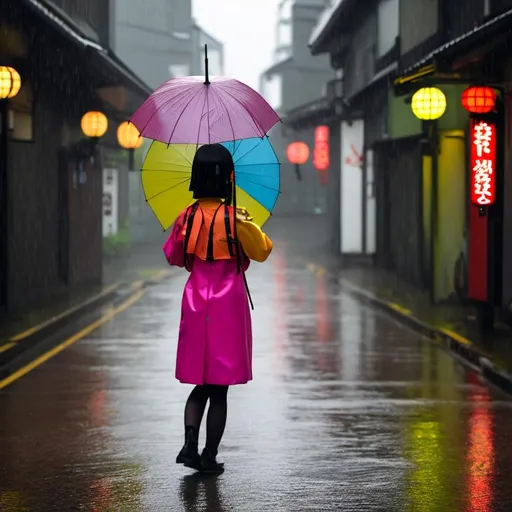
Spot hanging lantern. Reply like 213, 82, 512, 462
117, 121, 143, 149
0, 66, 21, 100
411, 87, 447, 121
461, 86, 496, 114
81, 111, 108, 138
286, 141, 310, 165
286, 141, 309, 181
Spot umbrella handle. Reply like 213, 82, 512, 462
204, 44, 210, 85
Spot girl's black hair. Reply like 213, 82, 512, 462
189, 144, 234, 202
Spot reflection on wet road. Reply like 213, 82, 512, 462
1, 220, 512, 511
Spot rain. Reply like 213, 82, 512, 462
2, 0, 512, 510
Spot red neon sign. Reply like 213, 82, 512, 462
470, 120, 496, 206
313, 125, 330, 171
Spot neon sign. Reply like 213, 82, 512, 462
471, 120, 496, 206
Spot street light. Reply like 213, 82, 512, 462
117, 121, 143, 171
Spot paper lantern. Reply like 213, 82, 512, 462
286, 141, 310, 165
81, 111, 108, 138
117, 121, 143, 149
0, 66, 21, 99
461, 86, 496, 114
411, 87, 446, 121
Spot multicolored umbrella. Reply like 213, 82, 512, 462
141, 137, 280, 230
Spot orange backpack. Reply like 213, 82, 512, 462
183, 201, 236, 262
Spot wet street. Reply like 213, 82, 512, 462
1, 219, 512, 511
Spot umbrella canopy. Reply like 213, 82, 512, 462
141, 137, 280, 230
130, 76, 281, 145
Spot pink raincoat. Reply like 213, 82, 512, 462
163, 207, 254, 386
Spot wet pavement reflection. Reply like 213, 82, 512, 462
1, 218, 512, 511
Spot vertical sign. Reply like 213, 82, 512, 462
314, 125, 330, 171
471, 120, 496, 206
102, 168, 119, 237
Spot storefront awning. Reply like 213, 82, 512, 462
22, 0, 151, 99
396, 8, 512, 86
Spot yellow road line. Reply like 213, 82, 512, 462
390, 303, 412, 316
0, 343, 16, 355
8, 283, 121, 343
440, 327, 472, 346
0, 289, 147, 390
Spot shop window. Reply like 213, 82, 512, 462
8, 81, 34, 142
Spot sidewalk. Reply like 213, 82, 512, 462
331, 265, 512, 393
0, 245, 170, 345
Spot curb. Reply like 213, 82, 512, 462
339, 278, 512, 396
0, 269, 174, 376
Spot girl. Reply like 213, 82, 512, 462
163, 143, 273, 474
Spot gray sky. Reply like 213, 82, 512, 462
192, 0, 279, 91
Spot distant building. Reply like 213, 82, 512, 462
259, 0, 334, 216
111, 0, 195, 89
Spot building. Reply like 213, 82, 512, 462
293, 0, 512, 330
259, 0, 334, 216
0, 0, 150, 313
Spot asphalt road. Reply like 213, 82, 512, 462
1, 217, 511, 511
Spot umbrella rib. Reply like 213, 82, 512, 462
144, 177, 191, 201
167, 87, 205, 146
137, 84, 198, 136
237, 179, 280, 193
233, 141, 267, 165
195, 91, 209, 147
214, 89, 237, 145
220, 88, 267, 137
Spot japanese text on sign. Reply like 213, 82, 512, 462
314, 125, 330, 171
470, 120, 496, 206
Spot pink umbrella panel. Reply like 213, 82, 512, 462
130, 76, 281, 146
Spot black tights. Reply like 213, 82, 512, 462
184, 384, 229, 456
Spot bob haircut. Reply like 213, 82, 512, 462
189, 144, 234, 200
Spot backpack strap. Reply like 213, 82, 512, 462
206, 202, 224, 262
224, 203, 234, 257
183, 202, 200, 270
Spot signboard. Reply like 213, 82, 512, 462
102, 168, 118, 237
313, 125, 330, 171
470, 120, 496, 206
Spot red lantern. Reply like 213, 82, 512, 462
286, 141, 310, 165
313, 126, 330, 172
461, 86, 496, 114
470, 119, 496, 206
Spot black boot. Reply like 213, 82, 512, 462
199, 447, 224, 474
176, 428, 201, 470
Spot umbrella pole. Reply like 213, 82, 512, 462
204, 44, 210, 85
232, 177, 254, 310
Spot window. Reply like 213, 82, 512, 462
8, 81, 34, 142
377, 0, 399, 57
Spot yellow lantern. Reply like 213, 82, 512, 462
117, 121, 143, 149
81, 111, 108, 138
0, 66, 21, 99
411, 87, 447, 121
